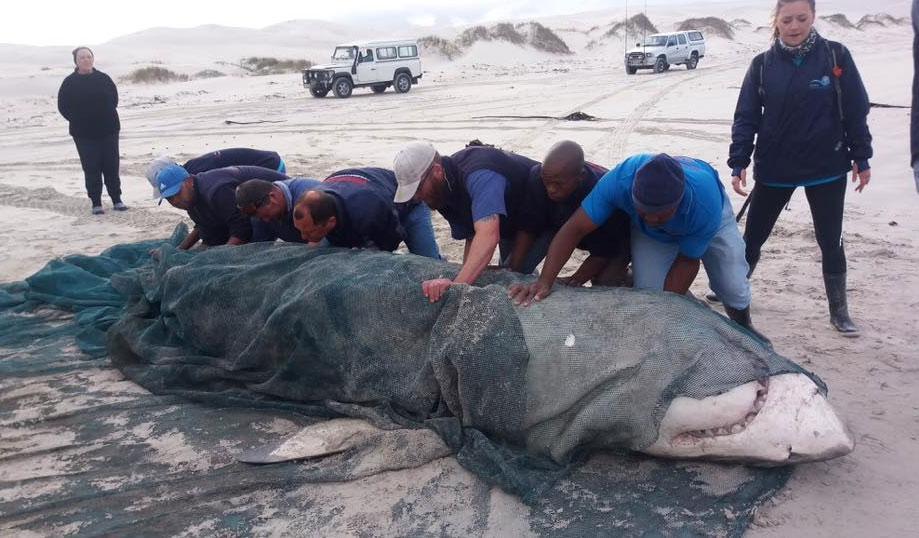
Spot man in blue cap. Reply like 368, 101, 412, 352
146, 148, 287, 198
155, 163, 288, 250
508, 153, 765, 340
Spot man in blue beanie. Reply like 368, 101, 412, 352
509, 153, 767, 342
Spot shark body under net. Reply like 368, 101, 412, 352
0, 227, 807, 536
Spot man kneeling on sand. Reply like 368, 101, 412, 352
154, 164, 287, 250
508, 140, 631, 287
508, 153, 769, 343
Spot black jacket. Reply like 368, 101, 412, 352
57, 69, 120, 139
728, 36, 872, 185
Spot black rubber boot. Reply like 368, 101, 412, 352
725, 305, 772, 347
824, 272, 859, 337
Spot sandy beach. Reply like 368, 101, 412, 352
1, 0, 916, 535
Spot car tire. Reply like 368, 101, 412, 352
654, 57, 667, 74
371, 84, 387, 94
686, 52, 698, 70
310, 87, 329, 98
333, 77, 353, 98
626, 66, 637, 75
394, 72, 412, 93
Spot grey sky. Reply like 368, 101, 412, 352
2, 0, 727, 47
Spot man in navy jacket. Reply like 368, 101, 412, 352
154, 164, 288, 250
236, 178, 322, 243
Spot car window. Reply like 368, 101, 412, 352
398, 45, 418, 58
376, 47, 397, 60
678, 34, 687, 45
688, 31, 703, 41
667, 36, 677, 47
360, 49, 374, 63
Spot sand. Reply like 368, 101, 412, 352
0, 0, 916, 535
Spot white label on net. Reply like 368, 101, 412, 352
565, 334, 576, 347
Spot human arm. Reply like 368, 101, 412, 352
178, 228, 201, 250
664, 255, 701, 294
355, 195, 404, 252
103, 73, 118, 108
57, 79, 72, 120
559, 254, 611, 287
508, 209, 597, 305
422, 215, 500, 302
836, 46, 872, 192
507, 230, 537, 273
727, 57, 763, 196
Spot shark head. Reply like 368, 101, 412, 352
643, 373, 854, 465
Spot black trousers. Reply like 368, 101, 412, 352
74, 133, 122, 206
743, 176, 847, 275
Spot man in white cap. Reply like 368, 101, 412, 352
393, 141, 539, 302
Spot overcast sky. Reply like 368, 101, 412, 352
2, 0, 725, 47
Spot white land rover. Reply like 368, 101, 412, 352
303, 40, 423, 98
625, 31, 706, 74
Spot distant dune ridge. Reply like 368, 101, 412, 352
603, 13, 659, 38
675, 17, 735, 39
421, 21, 571, 59
820, 14, 858, 29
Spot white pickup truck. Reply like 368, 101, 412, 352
625, 31, 706, 74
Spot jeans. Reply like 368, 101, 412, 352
74, 133, 122, 207
398, 202, 442, 259
631, 195, 751, 309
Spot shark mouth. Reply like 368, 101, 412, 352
678, 378, 769, 441
643, 373, 854, 465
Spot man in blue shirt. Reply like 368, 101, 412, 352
235, 177, 322, 243
154, 164, 288, 250
508, 140, 631, 287
291, 168, 440, 258
509, 153, 766, 341
393, 142, 539, 302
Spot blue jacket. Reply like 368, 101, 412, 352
728, 36, 872, 185
439, 147, 539, 240
184, 148, 283, 174
189, 166, 288, 245
251, 178, 322, 243
317, 168, 405, 251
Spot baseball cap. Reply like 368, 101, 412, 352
156, 164, 190, 203
632, 154, 685, 213
146, 155, 176, 198
393, 141, 437, 203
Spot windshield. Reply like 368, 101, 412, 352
332, 47, 355, 61
643, 35, 667, 47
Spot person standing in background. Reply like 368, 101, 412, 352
57, 47, 126, 215
912, 0, 918, 192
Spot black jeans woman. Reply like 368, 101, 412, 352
727, 0, 873, 337
57, 46, 127, 215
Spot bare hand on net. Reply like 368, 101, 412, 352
852, 162, 871, 193
731, 169, 748, 197
507, 281, 553, 307
422, 278, 453, 303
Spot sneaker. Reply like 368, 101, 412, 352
92, 206, 105, 215
113, 202, 128, 211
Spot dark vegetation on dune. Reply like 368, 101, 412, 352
421, 21, 571, 59
820, 14, 858, 29
238, 57, 313, 75
676, 17, 735, 39
122, 67, 189, 84
604, 13, 658, 38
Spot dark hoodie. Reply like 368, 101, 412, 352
57, 69, 120, 139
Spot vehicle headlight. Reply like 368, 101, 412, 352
645, 53, 653, 58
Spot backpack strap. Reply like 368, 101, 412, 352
825, 41, 845, 123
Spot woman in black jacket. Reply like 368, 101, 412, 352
57, 47, 127, 215
727, 0, 872, 337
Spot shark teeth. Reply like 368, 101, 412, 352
684, 379, 770, 439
